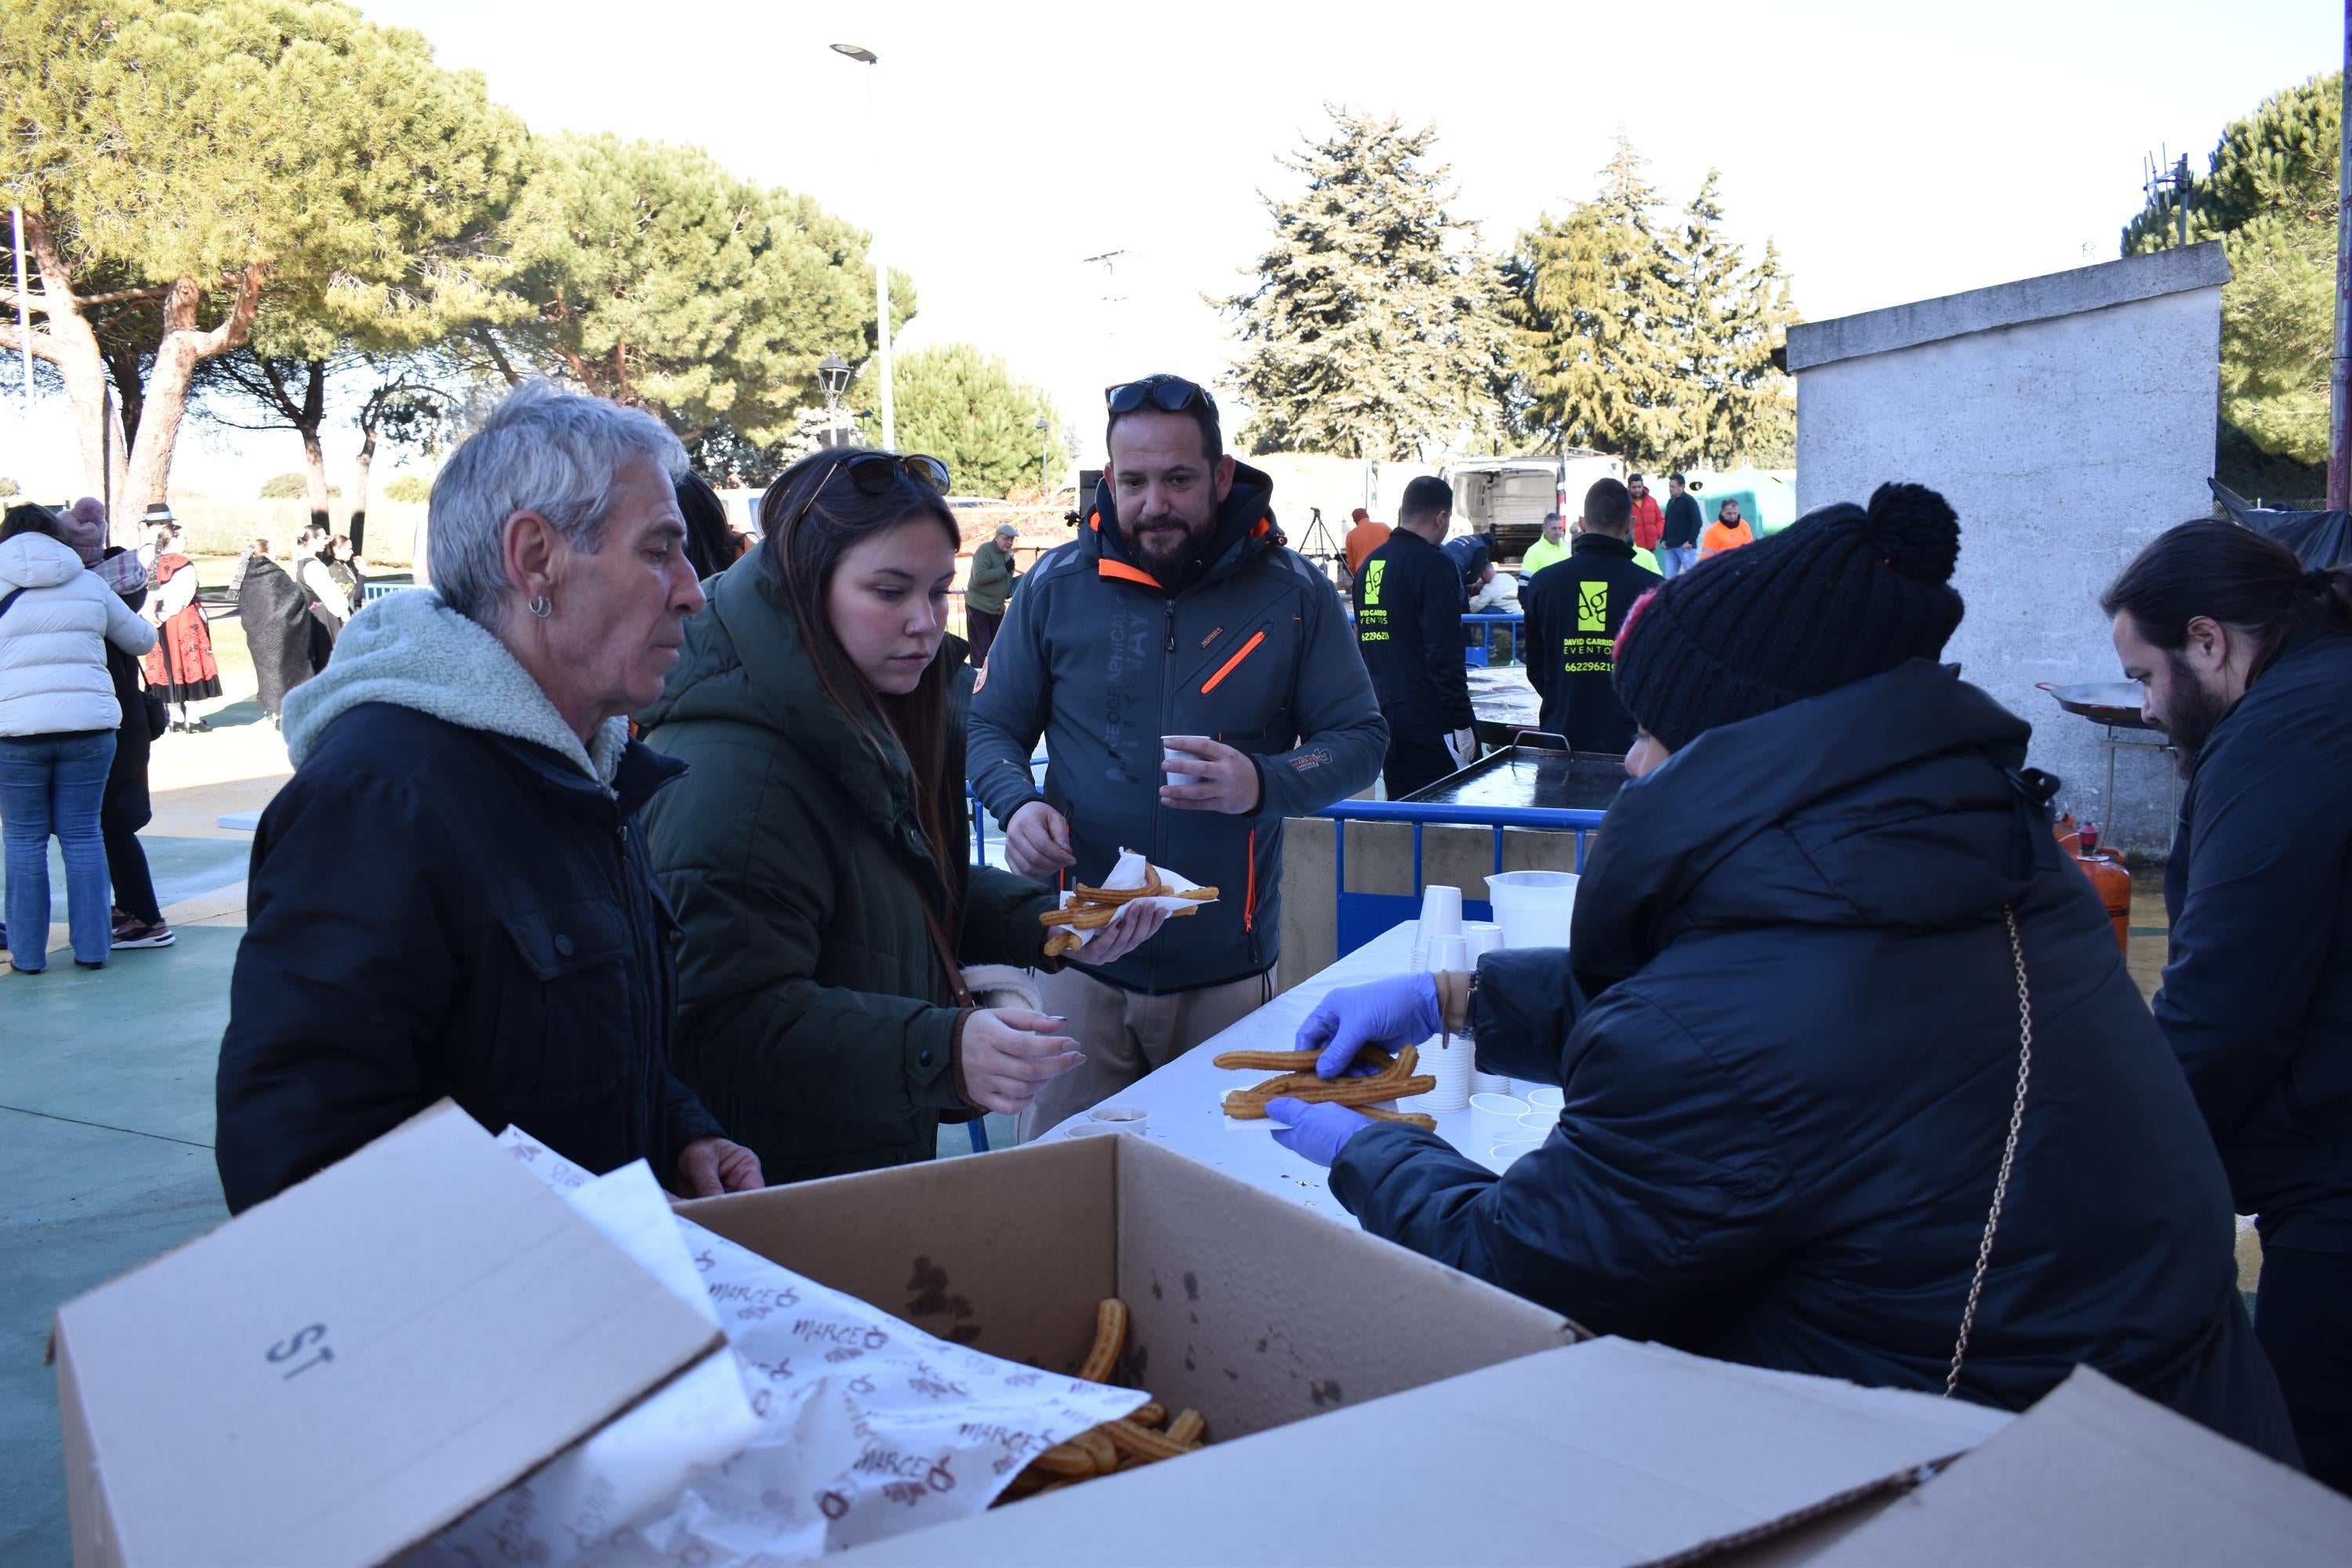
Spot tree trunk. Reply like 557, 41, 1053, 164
349, 427, 375, 557
298, 358, 330, 534
0, 211, 123, 535
123, 266, 264, 513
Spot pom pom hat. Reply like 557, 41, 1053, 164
1613, 482, 1966, 751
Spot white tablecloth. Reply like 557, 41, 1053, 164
1036, 924, 1522, 1220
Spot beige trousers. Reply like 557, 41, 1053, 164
1015, 965, 1276, 1141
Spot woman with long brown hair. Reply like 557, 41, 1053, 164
637, 448, 1166, 1182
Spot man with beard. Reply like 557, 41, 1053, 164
970, 374, 1386, 1138
2105, 518, 2352, 1493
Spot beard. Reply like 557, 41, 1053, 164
2155, 651, 2230, 779
1130, 510, 1215, 579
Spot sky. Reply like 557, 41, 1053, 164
4, 0, 2339, 497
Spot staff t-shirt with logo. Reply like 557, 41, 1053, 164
1521, 533, 1661, 754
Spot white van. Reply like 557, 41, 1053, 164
1442, 452, 1626, 565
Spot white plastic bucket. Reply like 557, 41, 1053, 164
1484, 870, 1578, 949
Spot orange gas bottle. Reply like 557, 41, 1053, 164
2053, 814, 2132, 955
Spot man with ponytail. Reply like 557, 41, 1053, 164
2105, 521, 2352, 1490
1269, 486, 2297, 1463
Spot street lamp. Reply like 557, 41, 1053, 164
1036, 416, 1052, 494
818, 354, 851, 448
831, 42, 893, 450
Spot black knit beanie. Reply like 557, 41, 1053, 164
1613, 482, 1964, 751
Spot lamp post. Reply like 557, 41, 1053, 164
1036, 416, 1052, 495
831, 43, 894, 451
818, 354, 851, 448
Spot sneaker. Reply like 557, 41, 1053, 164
112, 920, 176, 950
185, 717, 212, 734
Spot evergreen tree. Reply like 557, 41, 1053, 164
2124, 71, 2339, 482
1503, 132, 1684, 463
1661, 172, 1797, 468
861, 345, 1064, 499
1223, 107, 1508, 460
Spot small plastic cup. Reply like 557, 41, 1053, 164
1470, 1092, 1530, 1145
1417, 884, 1465, 939
1087, 1105, 1149, 1134
1524, 1085, 1565, 1115
1162, 739, 1204, 787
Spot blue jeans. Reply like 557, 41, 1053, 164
1657, 546, 1700, 581
0, 730, 119, 968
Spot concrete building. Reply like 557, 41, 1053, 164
1786, 244, 2230, 851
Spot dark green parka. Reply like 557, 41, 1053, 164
637, 550, 1058, 1183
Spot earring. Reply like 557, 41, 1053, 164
528, 595, 553, 620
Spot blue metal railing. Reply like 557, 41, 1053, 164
1312, 797, 1602, 956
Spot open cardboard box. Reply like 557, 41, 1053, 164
52, 1102, 724, 1568
676, 1130, 1582, 1443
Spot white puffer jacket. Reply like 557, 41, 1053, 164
0, 532, 158, 738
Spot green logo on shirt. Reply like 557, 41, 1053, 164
1577, 579, 1608, 633
1363, 560, 1385, 605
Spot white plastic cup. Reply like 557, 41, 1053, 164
1427, 934, 1468, 974
1469, 1070, 1513, 1097
1485, 870, 1577, 950
1087, 1105, 1149, 1134
1524, 1085, 1565, 1116
1484, 1136, 1545, 1173
1417, 884, 1465, 939
1412, 1033, 1473, 1113
1462, 920, 1504, 962
1162, 739, 1203, 787
1470, 1092, 1530, 1145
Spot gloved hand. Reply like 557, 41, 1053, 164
1295, 971, 1441, 1078
1265, 1096, 1376, 1168
1444, 728, 1479, 769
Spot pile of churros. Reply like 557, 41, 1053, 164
1038, 861, 1218, 959
1214, 1045, 1440, 1131
995, 1298, 1208, 1504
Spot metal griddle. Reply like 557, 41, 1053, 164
2035, 681, 2154, 731
1400, 741, 1627, 813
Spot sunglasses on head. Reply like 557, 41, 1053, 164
783, 450, 950, 532
1105, 375, 1218, 418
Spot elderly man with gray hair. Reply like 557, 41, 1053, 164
215, 382, 762, 1212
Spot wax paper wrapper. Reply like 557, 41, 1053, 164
1054, 845, 1217, 952
405, 1131, 1148, 1567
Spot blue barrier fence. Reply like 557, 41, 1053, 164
1311, 797, 1602, 957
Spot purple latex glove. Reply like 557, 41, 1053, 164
1294, 971, 1443, 1078
1265, 1096, 1376, 1168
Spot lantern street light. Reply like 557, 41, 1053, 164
830, 43, 893, 450
818, 354, 852, 448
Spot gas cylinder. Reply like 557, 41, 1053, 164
2053, 815, 2132, 955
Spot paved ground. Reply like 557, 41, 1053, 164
0, 640, 2186, 1560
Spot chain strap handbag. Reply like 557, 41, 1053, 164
1944, 905, 2036, 1398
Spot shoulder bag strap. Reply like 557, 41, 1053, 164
912, 879, 977, 1011
1944, 904, 2035, 1398
0, 586, 28, 622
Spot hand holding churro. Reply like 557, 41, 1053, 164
1039, 848, 1218, 960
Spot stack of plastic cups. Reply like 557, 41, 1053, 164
1410, 884, 1462, 971
1414, 933, 1473, 1112
1462, 921, 1509, 1096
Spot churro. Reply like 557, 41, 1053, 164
1164, 1410, 1206, 1448
1104, 1418, 1195, 1463
1072, 1428, 1118, 1475
1211, 1044, 1396, 1073
1029, 1440, 1098, 1478
1356, 1106, 1440, 1131
1077, 1297, 1127, 1384
1222, 1075, 1436, 1118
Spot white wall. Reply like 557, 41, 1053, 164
1796, 285, 2221, 851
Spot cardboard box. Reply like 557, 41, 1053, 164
677, 1131, 1581, 1443
836, 1336, 2011, 1566
1804, 1363, 2352, 1565
53, 1102, 724, 1567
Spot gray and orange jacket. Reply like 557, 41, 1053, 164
968, 462, 1387, 993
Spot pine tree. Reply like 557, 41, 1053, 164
1661, 172, 1797, 469
1223, 107, 1509, 460
2124, 71, 2339, 483
1503, 132, 1684, 463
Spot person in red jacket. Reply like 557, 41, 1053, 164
1627, 474, 1665, 554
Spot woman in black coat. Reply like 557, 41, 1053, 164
237, 550, 316, 721
1276, 487, 2300, 1465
